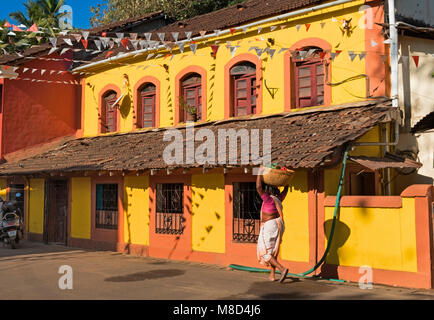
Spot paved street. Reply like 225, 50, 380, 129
0, 241, 433, 300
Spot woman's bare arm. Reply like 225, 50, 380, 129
256, 167, 264, 196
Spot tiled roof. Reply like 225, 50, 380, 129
411, 111, 434, 133
86, 11, 169, 34
80, 0, 326, 65
0, 99, 397, 176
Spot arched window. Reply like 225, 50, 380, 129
139, 83, 156, 128
101, 90, 118, 133
180, 73, 202, 122
293, 46, 325, 108
231, 62, 257, 116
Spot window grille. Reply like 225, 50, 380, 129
233, 182, 262, 243
156, 183, 184, 235
96, 184, 118, 230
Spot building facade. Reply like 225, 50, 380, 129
0, 0, 432, 289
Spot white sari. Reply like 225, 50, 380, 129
257, 195, 285, 266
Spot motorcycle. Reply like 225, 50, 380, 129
0, 195, 24, 249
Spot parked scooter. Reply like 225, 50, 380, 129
0, 195, 24, 249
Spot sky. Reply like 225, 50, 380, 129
0, 0, 101, 29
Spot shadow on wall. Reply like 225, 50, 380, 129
319, 218, 351, 280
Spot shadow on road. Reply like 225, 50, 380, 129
105, 269, 186, 282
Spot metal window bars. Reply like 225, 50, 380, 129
233, 182, 262, 243
156, 184, 184, 235
96, 184, 118, 230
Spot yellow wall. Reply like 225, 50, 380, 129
82, 0, 368, 136
124, 176, 150, 246
70, 178, 92, 239
0, 178, 7, 200
191, 174, 225, 253
324, 198, 417, 272
280, 170, 310, 263
28, 179, 45, 234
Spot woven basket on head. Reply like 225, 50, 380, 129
263, 168, 295, 187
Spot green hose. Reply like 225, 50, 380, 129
230, 148, 350, 279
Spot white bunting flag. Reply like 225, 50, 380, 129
146, 53, 154, 60
41, 69, 46, 75
185, 31, 192, 40
49, 37, 57, 47
359, 52, 366, 60
109, 40, 115, 49
296, 25, 302, 31
270, 26, 277, 32
230, 45, 240, 57
190, 43, 198, 54
145, 33, 152, 41
269, 49, 276, 59
214, 30, 221, 36
32, 69, 38, 74
63, 38, 73, 46
255, 48, 263, 57
306, 48, 317, 58
158, 33, 165, 42
81, 31, 90, 40
139, 40, 148, 49
50, 70, 55, 75
131, 40, 139, 50
116, 33, 124, 39
321, 22, 326, 29
242, 27, 248, 34
257, 27, 262, 34
371, 39, 378, 47
60, 48, 70, 55
278, 48, 289, 54
330, 52, 339, 61
171, 32, 179, 42
130, 33, 138, 40
23, 68, 29, 73
100, 37, 110, 48
348, 51, 357, 61
178, 42, 185, 53
332, 17, 338, 22
48, 47, 58, 55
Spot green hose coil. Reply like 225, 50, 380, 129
230, 148, 350, 279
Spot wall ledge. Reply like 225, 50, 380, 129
401, 185, 433, 198
324, 196, 402, 208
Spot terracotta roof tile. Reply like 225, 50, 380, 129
0, 99, 397, 175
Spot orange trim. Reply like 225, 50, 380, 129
148, 175, 193, 260
224, 54, 262, 119
284, 38, 332, 111
324, 196, 402, 208
98, 84, 122, 135
174, 66, 207, 125
91, 177, 124, 245
76, 79, 85, 138
133, 76, 161, 129
364, 4, 387, 97
401, 185, 433, 198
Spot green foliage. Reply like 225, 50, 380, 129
90, 0, 247, 27
9, 0, 67, 29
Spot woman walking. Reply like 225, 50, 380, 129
256, 167, 289, 283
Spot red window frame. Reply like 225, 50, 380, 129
140, 84, 156, 128
233, 73, 257, 117
295, 59, 325, 109
181, 76, 202, 122
101, 92, 118, 133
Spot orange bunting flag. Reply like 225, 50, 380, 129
336, 50, 342, 56
305, 24, 311, 32
319, 51, 327, 59
4, 21, 11, 28
105, 51, 114, 59
102, 32, 107, 37
27, 23, 38, 32
12, 25, 24, 32
412, 56, 419, 68
211, 45, 220, 58
121, 38, 129, 49
81, 39, 88, 49
230, 28, 236, 35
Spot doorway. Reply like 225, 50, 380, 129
44, 180, 69, 245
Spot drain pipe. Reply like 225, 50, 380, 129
388, 0, 399, 108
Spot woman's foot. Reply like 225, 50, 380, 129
279, 268, 288, 283
269, 268, 276, 281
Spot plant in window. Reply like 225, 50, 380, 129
179, 95, 197, 122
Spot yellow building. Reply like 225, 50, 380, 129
0, 0, 432, 289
